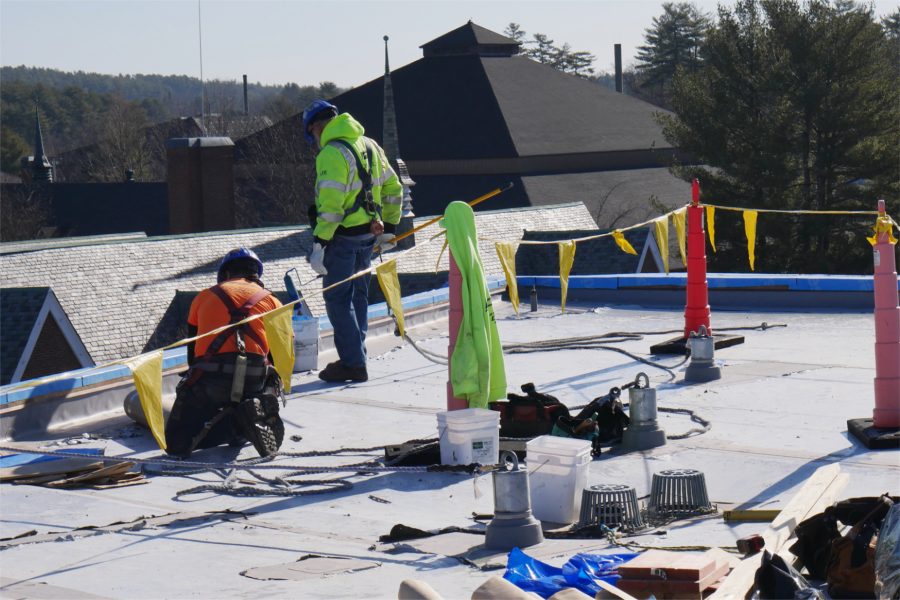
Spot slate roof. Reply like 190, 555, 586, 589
0, 203, 596, 365
0, 287, 49, 385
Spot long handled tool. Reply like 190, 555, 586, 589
375, 182, 514, 254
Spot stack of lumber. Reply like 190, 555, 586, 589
0, 448, 144, 489
615, 549, 733, 599
709, 463, 847, 599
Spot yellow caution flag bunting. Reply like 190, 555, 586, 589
744, 210, 758, 271
654, 216, 670, 274
672, 207, 687, 265
262, 304, 295, 393
867, 215, 898, 246
435, 237, 449, 273
495, 242, 520, 315
376, 260, 406, 338
124, 351, 166, 450
612, 230, 637, 255
558, 240, 576, 313
705, 205, 717, 252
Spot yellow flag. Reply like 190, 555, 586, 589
867, 216, 898, 246
376, 260, 406, 338
705, 205, 716, 252
744, 210, 758, 271
672, 207, 687, 265
435, 238, 449, 272
124, 351, 166, 450
558, 241, 576, 313
262, 304, 295, 393
654, 217, 670, 274
612, 230, 637, 255
495, 242, 520, 315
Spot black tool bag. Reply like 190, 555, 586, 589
574, 388, 630, 443
489, 383, 570, 438
790, 494, 896, 596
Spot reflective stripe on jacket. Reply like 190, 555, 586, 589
313, 113, 403, 241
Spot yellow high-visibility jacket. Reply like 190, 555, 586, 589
313, 113, 402, 241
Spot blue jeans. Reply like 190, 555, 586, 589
323, 235, 374, 369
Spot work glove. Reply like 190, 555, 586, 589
308, 242, 327, 275
376, 233, 397, 253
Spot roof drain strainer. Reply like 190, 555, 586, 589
647, 468, 715, 517
578, 483, 645, 532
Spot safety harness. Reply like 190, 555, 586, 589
180, 284, 275, 455
202, 285, 272, 361
330, 138, 381, 223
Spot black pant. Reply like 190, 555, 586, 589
165, 358, 268, 458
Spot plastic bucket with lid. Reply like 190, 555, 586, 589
526, 435, 593, 524
436, 408, 500, 466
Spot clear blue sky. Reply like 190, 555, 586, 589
1, 0, 896, 89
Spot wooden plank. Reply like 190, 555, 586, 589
0, 459, 104, 481
709, 464, 846, 599
618, 559, 729, 598
618, 549, 733, 598
618, 550, 717, 581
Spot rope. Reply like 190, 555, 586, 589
658, 406, 711, 439
402, 332, 448, 365
0, 443, 476, 475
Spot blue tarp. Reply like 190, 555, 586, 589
503, 547, 639, 598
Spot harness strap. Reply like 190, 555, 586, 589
200, 285, 272, 362
331, 138, 381, 222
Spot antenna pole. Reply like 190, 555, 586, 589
198, 0, 205, 133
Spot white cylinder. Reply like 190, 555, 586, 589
292, 316, 319, 372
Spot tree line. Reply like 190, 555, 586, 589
638, 1, 898, 273
0, 68, 343, 175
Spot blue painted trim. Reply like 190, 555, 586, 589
0, 347, 187, 406
517, 273, 898, 293
0, 447, 104, 468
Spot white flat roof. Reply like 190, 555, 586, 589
0, 301, 896, 599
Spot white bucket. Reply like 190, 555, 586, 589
292, 316, 319, 372
436, 408, 500, 466
526, 435, 593, 524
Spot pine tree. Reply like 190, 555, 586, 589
503, 22, 527, 44
635, 2, 709, 103
503, 23, 596, 78
661, 0, 899, 273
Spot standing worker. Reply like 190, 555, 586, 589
164, 248, 286, 458
303, 99, 403, 383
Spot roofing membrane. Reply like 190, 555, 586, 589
0, 298, 895, 599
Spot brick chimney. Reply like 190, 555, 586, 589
166, 137, 235, 234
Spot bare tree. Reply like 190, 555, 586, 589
1, 186, 50, 241
233, 119, 317, 228
68, 95, 156, 182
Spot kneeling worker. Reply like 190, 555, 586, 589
165, 248, 286, 458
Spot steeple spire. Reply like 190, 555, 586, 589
31, 105, 53, 182
382, 35, 400, 162
382, 35, 416, 245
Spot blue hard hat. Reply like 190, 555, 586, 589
218, 247, 263, 283
302, 99, 338, 145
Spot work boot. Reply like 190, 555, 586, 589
235, 397, 283, 457
318, 361, 368, 383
